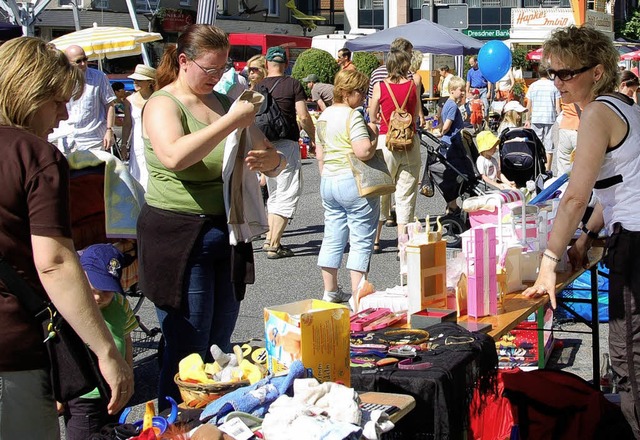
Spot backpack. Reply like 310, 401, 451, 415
255, 78, 290, 141
381, 81, 415, 151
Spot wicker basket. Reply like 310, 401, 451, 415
174, 374, 249, 408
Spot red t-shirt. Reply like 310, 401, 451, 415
378, 80, 417, 135
0, 126, 72, 371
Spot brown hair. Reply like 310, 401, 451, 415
0, 37, 83, 131
156, 24, 229, 89
621, 69, 639, 88
333, 69, 369, 104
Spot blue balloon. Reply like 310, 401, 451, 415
477, 40, 512, 83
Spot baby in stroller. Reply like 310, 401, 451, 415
497, 126, 547, 188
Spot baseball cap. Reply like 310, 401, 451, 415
502, 100, 528, 113
476, 131, 500, 154
266, 46, 287, 63
128, 64, 156, 81
302, 74, 319, 83
79, 244, 125, 294
472, 89, 480, 96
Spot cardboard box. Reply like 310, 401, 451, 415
264, 299, 350, 386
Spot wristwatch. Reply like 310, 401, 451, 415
581, 225, 599, 240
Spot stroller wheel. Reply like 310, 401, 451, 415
441, 216, 466, 248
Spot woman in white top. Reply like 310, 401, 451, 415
315, 69, 379, 303
122, 64, 156, 190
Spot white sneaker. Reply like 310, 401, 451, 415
322, 287, 351, 303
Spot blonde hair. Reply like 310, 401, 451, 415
448, 76, 465, 93
410, 50, 423, 73
333, 69, 369, 104
386, 49, 411, 82
246, 54, 267, 88
0, 37, 83, 131
156, 24, 229, 89
501, 110, 522, 127
543, 25, 618, 99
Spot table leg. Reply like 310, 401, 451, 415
591, 265, 600, 389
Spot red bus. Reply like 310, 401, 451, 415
228, 33, 311, 73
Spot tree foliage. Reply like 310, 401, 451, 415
511, 47, 531, 70
352, 52, 381, 78
291, 48, 340, 93
621, 8, 640, 40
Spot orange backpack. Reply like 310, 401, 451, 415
381, 81, 415, 151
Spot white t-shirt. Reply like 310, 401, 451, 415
316, 105, 369, 175
63, 68, 117, 150
476, 154, 500, 180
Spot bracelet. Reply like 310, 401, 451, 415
106, 127, 113, 131
542, 251, 561, 263
397, 357, 433, 370
581, 225, 599, 240
266, 153, 283, 173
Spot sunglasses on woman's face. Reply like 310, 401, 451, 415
547, 65, 594, 81
248, 67, 261, 73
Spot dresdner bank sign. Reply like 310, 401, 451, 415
462, 29, 510, 39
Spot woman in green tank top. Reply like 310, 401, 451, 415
137, 24, 283, 409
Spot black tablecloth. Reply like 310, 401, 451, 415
351, 322, 498, 440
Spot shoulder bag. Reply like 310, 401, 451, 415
345, 109, 396, 197
0, 257, 109, 403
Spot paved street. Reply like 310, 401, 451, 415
113, 147, 609, 427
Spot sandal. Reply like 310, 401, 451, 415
373, 243, 381, 254
267, 246, 295, 259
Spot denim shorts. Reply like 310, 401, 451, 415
317, 171, 380, 272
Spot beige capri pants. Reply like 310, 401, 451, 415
378, 134, 422, 224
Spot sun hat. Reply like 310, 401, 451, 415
266, 46, 287, 64
128, 64, 156, 81
476, 130, 500, 154
472, 89, 480, 96
502, 100, 528, 113
79, 244, 125, 294
302, 73, 319, 83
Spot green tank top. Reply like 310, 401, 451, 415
144, 90, 230, 215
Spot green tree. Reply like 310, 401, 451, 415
511, 47, 531, 70
291, 48, 340, 95
621, 8, 640, 40
352, 52, 381, 77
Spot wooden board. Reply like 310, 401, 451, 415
359, 391, 416, 424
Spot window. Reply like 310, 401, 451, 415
94, 0, 109, 8
136, 0, 158, 12
359, 0, 383, 9
264, 0, 279, 16
180, 0, 191, 6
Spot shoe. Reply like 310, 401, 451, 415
385, 219, 397, 227
322, 287, 351, 303
262, 242, 272, 251
373, 243, 381, 254
267, 246, 294, 259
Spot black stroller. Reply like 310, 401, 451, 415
418, 129, 489, 247
498, 127, 547, 188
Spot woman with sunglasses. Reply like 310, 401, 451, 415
523, 25, 640, 436
138, 24, 283, 409
246, 54, 267, 90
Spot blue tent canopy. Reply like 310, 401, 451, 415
344, 19, 484, 56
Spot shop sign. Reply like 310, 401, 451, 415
462, 29, 510, 39
161, 9, 195, 33
512, 8, 572, 28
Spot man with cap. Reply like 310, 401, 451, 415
52, 45, 117, 153
62, 244, 137, 440
303, 73, 334, 112
257, 46, 315, 259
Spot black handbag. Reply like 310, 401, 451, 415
0, 257, 110, 403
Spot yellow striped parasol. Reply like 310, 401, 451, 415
50, 24, 162, 61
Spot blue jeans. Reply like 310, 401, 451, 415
317, 172, 380, 272
156, 220, 240, 410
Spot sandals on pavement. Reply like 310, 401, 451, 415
267, 246, 295, 259
373, 243, 381, 254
